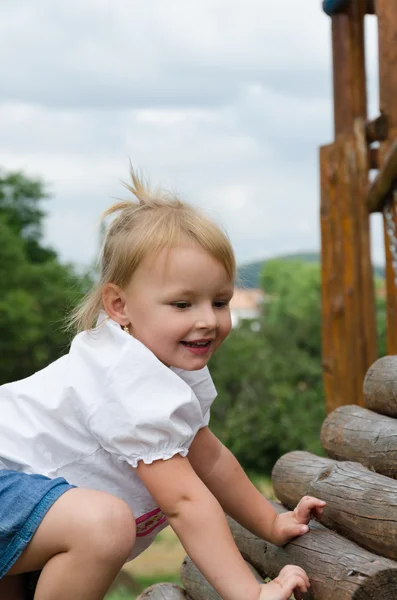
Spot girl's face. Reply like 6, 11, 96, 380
117, 242, 233, 370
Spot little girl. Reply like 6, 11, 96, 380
0, 170, 325, 600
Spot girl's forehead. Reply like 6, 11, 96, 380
133, 243, 232, 288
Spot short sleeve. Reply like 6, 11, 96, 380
171, 366, 217, 427
85, 336, 208, 468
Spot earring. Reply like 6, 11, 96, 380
123, 324, 130, 334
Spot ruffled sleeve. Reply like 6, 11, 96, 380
170, 366, 217, 427
82, 332, 208, 468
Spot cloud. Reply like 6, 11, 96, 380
1, 0, 331, 108
0, 1, 382, 269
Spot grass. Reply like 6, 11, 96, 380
105, 477, 274, 599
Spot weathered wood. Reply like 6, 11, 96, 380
320, 142, 342, 411
331, 2, 366, 136
136, 583, 190, 600
228, 509, 397, 600
377, 0, 397, 353
352, 119, 377, 402
366, 114, 389, 144
369, 146, 379, 170
320, 122, 376, 413
179, 508, 397, 600
321, 404, 397, 478
272, 450, 397, 561
180, 556, 262, 600
367, 139, 397, 213
364, 355, 397, 416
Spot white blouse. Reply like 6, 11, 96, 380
0, 314, 217, 558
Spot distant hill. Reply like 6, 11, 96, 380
237, 252, 385, 289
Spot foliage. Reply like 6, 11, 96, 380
238, 253, 385, 289
210, 260, 326, 475
0, 169, 91, 385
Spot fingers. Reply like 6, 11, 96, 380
276, 565, 310, 596
294, 495, 326, 522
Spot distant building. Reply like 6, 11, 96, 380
230, 288, 265, 328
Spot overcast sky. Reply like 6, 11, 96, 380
0, 1, 384, 268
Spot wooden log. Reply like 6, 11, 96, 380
376, 0, 397, 354
364, 355, 397, 417
179, 507, 397, 600
229, 510, 397, 600
136, 583, 190, 600
367, 139, 397, 213
272, 450, 397, 561
180, 556, 263, 600
320, 404, 397, 478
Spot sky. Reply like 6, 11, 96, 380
0, 1, 384, 268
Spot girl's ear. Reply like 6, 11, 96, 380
102, 283, 129, 326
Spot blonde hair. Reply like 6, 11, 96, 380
68, 168, 236, 332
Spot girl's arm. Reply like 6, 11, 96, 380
188, 427, 325, 546
136, 454, 262, 600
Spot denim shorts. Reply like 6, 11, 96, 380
0, 468, 75, 579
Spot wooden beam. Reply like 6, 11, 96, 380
369, 146, 379, 170
376, 0, 397, 354
331, 1, 367, 136
321, 2, 376, 411
321, 404, 397, 477
272, 450, 397, 561
367, 139, 397, 213
366, 114, 389, 144
320, 121, 377, 413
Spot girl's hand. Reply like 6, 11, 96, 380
258, 565, 310, 600
270, 496, 326, 546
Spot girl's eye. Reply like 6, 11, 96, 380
171, 301, 191, 309
213, 300, 230, 309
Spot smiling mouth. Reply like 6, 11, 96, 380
180, 340, 212, 348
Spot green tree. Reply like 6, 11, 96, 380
0, 170, 90, 385
0, 170, 56, 263
209, 260, 325, 475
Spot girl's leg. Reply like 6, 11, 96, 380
6, 487, 136, 600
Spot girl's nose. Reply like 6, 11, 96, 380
196, 306, 217, 330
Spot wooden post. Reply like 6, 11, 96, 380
331, 1, 367, 136
376, 0, 397, 354
321, 0, 376, 412
321, 121, 376, 412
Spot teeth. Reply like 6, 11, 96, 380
184, 341, 209, 347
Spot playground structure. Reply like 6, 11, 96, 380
320, 0, 397, 415
133, 1, 397, 599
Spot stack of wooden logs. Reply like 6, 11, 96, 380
137, 356, 397, 600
